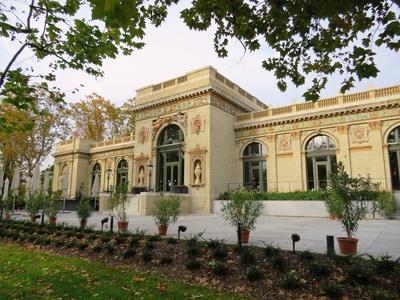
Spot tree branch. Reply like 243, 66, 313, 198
0, 42, 29, 88
26, 0, 35, 29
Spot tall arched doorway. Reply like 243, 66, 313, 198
243, 142, 267, 191
388, 125, 400, 190
305, 134, 337, 190
116, 159, 128, 187
156, 125, 185, 192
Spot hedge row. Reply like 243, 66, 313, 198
217, 190, 328, 201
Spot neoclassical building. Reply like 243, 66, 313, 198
52, 66, 400, 214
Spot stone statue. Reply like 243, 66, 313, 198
138, 167, 145, 187
194, 162, 201, 185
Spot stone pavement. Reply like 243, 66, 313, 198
12, 212, 400, 258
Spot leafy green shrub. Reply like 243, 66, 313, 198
153, 195, 181, 226
122, 247, 136, 259
104, 243, 115, 254
144, 241, 155, 250
160, 256, 173, 265
65, 240, 77, 249
376, 192, 397, 217
346, 263, 374, 285
322, 282, 343, 299
279, 272, 301, 289
309, 261, 330, 277
87, 233, 98, 242
78, 242, 89, 251
141, 249, 153, 263
76, 197, 92, 221
100, 234, 112, 243
147, 234, 161, 242
240, 247, 256, 265
246, 266, 263, 281
92, 244, 102, 253
298, 250, 315, 261
53, 239, 65, 247
209, 260, 227, 276
271, 254, 286, 271
207, 239, 224, 249
115, 234, 127, 245
75, 232, 84, 239
219, 190, 327, 201
263, 243, 279, 257
186, 245, 201, 257
129, 237, 140, 248
166, 237, 178, 245
212, 246, 228, 260
186, 258, 201, 270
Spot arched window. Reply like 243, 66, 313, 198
157, 125, 185, 192
388, 126, 400, 190
91, 163, 101, 190
243, 142, 267, 191
305, 135, 337, 190
116, 159, 128, 187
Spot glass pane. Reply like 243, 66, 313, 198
244, 142, 262, 157
173, 165, 179, 186
317, 164, 328, 189
306, 157, 314, 190
166, 151, 180, 162
388, 127, 400, 144
159, 125, 182, 145
389, 151, 400, 190
166, 166, 172, 191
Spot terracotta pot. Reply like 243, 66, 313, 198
80, 219, 87, 229
337, 237, 358, 255
118, 221, 129, 231
158, 225, 168, 236
329, 214, 336, 220
240, 229, 250, 243
49, 216, 57, 225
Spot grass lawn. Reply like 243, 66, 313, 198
0, 243, 242, 299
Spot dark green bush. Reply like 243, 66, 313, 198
186, 245, 201, 257
212, 247, 228, 260
115, 234, 127, 245
87, 233, 98, 242
321, 282, 343, 299
240, 247, 256, 265
129, 237, 140, 248
279, 272, 301, 289
210, 260, 227, 276
147, 235, 161, 242
92, 244, 102, 253
122, 247, 136, 259
271, 254, 286, 271
104, 243, 115, 254
309, 261, 330, 277
144, 241, 155, 250
166, 237, 178, 245
218, 190, 328, 201
160, 256, 173, 265
186, 258, 201, 270
246, 266, 263, 281
207, 239, 224, 249
369, 254, 398, 275
78, 242, 89, 251
65, 240, 77, 249
346, 263, 374, 285
298, 250, 315, 261
100, 234, 112, 243
141, 249, 153, 263
263, 243, 279, 257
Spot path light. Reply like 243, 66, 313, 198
326, 235, 335, 256
101, 217, 109, 231
291, 233, 300, 253
147, 161, 153, 192
178, 225, 187, 240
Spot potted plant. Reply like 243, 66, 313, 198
25, 192, 44, 223
327, 162, 381, 255
153, 195, 181, 236
77, 197, 92, 228
108, 183, 129, 231
44, 191, 61, 225
221, 190, 263, 243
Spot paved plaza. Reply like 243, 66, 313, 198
12, 212, 400, 258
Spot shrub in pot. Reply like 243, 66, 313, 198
107, 183, 129, 231
77, 197, 92, 229
25, 192, 44, 223
153, 195, 181, 236
44, 191, 61, 225
327, 162, 382, 255
221, 190, 263, 243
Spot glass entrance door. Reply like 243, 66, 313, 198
389, 151, 400, 190
165, 163, 180, 191
315, 162, 329, 189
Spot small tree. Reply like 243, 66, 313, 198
77, 197, 92, 221
25, 192, 44, 222
43, 191, 61, 219
221, 190, 263, 231
327, 162, 381, 239
108, 183, 129, 223
153, 195, 181, 227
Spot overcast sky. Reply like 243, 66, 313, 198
1, 2, 399, 109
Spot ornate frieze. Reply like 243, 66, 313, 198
210, 95, 243, 116
136, 95, 209, 121
235, 106, 400, 138
152, 112, 188, 141
368, 121, 382, 130
191, 114, 206, 135
350, 125, 369, 144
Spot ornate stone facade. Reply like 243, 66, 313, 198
52, 66, 400, 215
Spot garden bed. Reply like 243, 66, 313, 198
0, 220, 399, 299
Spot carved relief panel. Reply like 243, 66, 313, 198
350, 125, 369, 144
138, 127, 149, 144
191, 114, 206, 135
187, 144, 207, 187
276, 134, 292, 151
